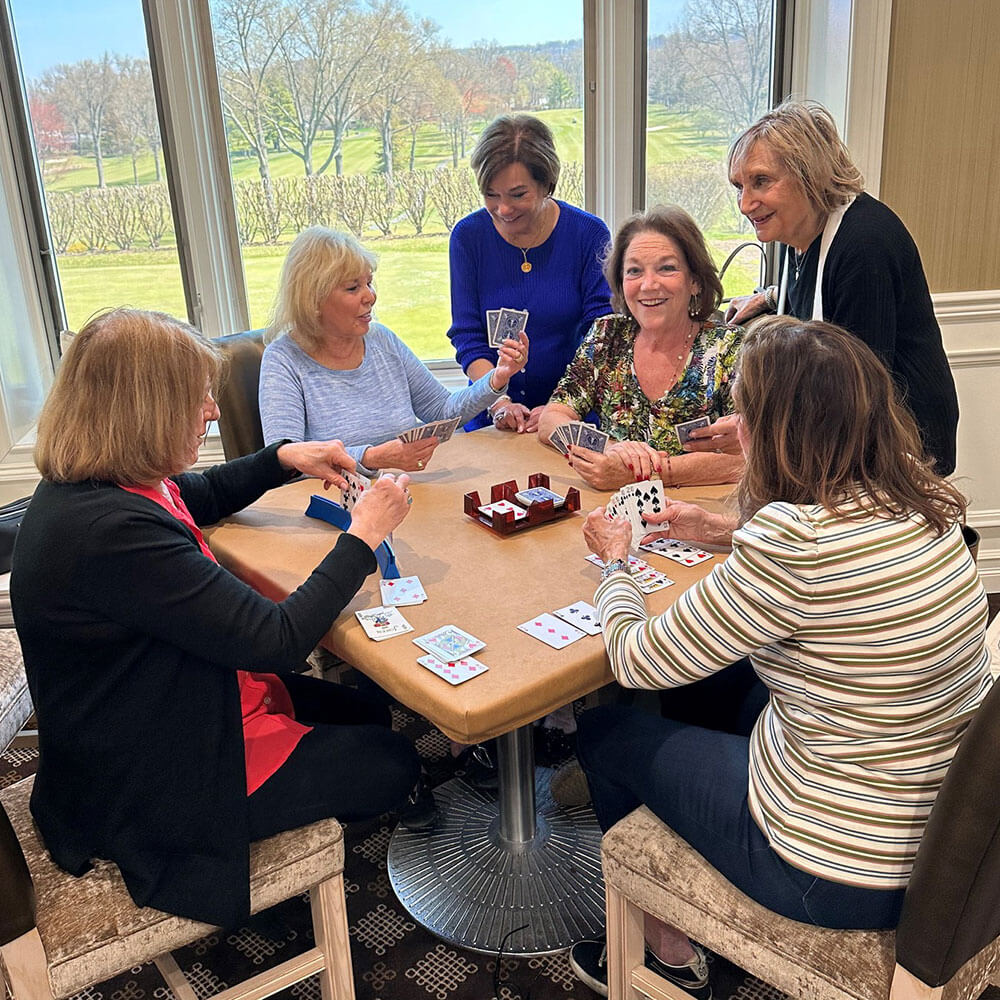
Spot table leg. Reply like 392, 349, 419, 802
386, 723, 605, 955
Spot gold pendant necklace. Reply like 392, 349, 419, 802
520, 247, 532, 273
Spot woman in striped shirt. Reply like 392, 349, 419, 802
569, 317, 990, 1000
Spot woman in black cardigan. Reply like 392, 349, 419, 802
11, 308, 419, 926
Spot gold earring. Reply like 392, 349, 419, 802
688, 294, 700, 318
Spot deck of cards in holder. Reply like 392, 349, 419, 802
487, 307, 528, 347
397, 416, 460, 444
550, 420, 609, 455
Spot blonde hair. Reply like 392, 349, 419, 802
604, 205, 723, 323
728, 100, 864, 217
269, 227, 378, 351
735, 316, 965, 534
470, 114, 561, 196
35, 308, 223, 485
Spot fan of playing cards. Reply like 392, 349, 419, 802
397, 416, 461, 445
605, 480, 668, 548
550, 420, 609, 455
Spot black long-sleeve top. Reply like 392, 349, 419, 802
11, 444, 375, 925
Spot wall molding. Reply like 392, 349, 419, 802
933, 289, 1000, 324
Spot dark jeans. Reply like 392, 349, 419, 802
247, 673, 420, 840
578, 661, 905, 930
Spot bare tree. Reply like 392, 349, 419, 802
428, 166, 478, 231
112, 57, 157, 184
396, 170, 431, 234
37, 54, 118, 187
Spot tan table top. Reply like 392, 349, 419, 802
206, 429, 734, 744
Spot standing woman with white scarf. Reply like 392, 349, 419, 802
687, 100, 959, 477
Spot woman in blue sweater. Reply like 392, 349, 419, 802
447, 114, 612, 432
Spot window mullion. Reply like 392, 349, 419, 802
144, 0, 250, 337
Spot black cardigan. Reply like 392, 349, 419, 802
787, 192, 959, 476
10, 445, 376, 925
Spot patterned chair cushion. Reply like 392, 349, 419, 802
0, 775, 344, 999
602, 806, 994, 1000
0, 628, 31, 753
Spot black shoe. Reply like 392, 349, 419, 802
645, 943, 713, 999
399, 773, 438, 832
457, 742, 498, 791
534, 726, 576, 767
568, 939, 608, 997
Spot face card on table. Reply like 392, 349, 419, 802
340, 469, 372, 511
355, 605, 413, 640
553, 601, 602, 635
414, 625, 486, 661
674, 416, 711, 447
518, 613, 586, 649
380, 575, 428, 606
417, 653, 489, 685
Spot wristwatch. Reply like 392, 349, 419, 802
600, 558, 631, 581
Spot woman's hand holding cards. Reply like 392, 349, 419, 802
640, 499, 736, 549
347, 473, 412, 551
492, 331, 529, 387
681, 414, 742, 455
583, 507, 632, 565
363, 436, 439, 472
276, 439, 355, 491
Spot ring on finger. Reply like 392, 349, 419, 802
417, 459, 424, 469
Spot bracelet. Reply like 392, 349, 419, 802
488, 372, 508, 394
600, 557, 631, 581
488, 393, 511, 413
664, 455, 674, 487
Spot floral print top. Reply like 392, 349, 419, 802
549, 313, 744, 456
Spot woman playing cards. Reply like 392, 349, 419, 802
260, 227, 529, 475
567, 316, 989, 998
447, 114, 612, 433
538, 205, 745, 491
12, 308, 424, 925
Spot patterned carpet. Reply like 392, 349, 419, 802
5, 693, 997, 1000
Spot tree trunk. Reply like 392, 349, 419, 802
380, 109, 394, 179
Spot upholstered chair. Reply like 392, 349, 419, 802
215, 330, 267, 461
601, 676, 1000, 1000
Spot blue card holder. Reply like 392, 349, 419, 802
305, 494, 399, 580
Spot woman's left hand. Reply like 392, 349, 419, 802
493, 332, 529, 386
276, 440, 355, 491
567, 446, 635, 490
583, 507, 632, 565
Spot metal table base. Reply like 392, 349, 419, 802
386, 726, 605, 955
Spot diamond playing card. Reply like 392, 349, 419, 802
517, 613, 586, 649
379, 575, 428, 606
413, 625, 486, 661
675, 416, 711, 447
355, 606, 413, 641
553, 601, 602, 635
417, 653, 489, 686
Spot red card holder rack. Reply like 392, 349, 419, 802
463, 473, 580, 535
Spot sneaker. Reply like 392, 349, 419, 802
534, 725, 576, 767
645, 942, 713, 1000
457, 742, 499, 792
551, 761, 591, 807
399, 773, 438, 832
568, 939, 608, 997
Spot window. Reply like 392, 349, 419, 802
208, 0, 587, 361
645, 0, 774, 300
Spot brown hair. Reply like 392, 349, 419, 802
734, 316, 965, 533
470, 114, 561, 196
269, 227, 378, 351
728, 100, 864, 217
604, 205, 723, 323
35, 308, 223, 485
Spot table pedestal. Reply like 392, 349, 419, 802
386, 726, 605, 955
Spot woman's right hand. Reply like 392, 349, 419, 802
363, 437, 439, 472
640, 499, 735, 548
725, 291, 770, 325
347, 473, 412, 550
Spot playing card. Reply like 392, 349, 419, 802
355, 606, 413, 641
478, 499, 527, 522
515, 486, 565, 508
495, 307, 529, 346
518, 613, 586, 649
553, 601, 602, 635
675, 416, 711, 447
413, 625, 486, 661
609, 481, 666, 548
417, 653, 489, 686
486, 309, 501, 345
575, 423, 609, 454
643, 538, 714, 566
632, 566, 675, 593
585, 553, 651, 573
341, 469, 373, 512
399, 416, 461, 444
549, 424, 572, 455
379, 575, 428, 606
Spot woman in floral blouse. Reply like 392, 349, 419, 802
538, 206, 745, 490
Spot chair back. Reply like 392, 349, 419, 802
215, 330, 266, 460
895, 674, 1000, 985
